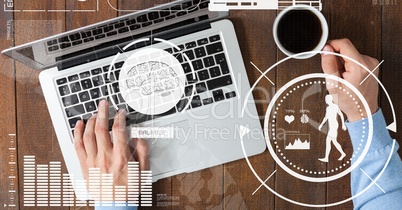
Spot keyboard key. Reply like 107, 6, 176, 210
209, 35, 221, 42
209, 66, 221, 78
85, 101, 96, 112
91, 68, 102, 75
225, 91, 236, 99
95, 34, 106, 40
203, 56, 215, 67
118, 94, 125, 103
171, 5, 181, 12
81, 31, 92, 38
114, 22, 125, 29
92, 75, 104, 87
215, 53, 230, 74
56, 78, 67, 85
213, 89, 225, 102
65, 104, 85, 118
199, 1, 209, 9
107, 31, 118, 37
115, 61, 124, 69
79, 71, 91, 79
68, 74, 79, 82
48, 45, 59, 52
68, 117, 81, 128
115, 70, 121, 80
174, 45, 185, 52
104, 73, 116, 82
191, 59, 203, 71
195, 82, 207, 93
197, 70, 209, 81
103, 25, 114, 32
184, 85, 194, 96
164, 48, 173, 54
197, 38, 208, 46
118, 27, 129, 34
202, 97, 213, 105
111, 94, 119, 104
62, 94, 79, 107
160, 9, 170, 17
182, 63, 191, 73
176, 98, 189, 112
137, 14, 148, 22
90, 88, 101, 99
72, 40, 83, 46
81, 79, 93, 90
129, 24, 141, 30
69, 33, 81, 41
191, 95, 202, 108
194, 47, 206, 58
185, 41, 197, 49
148, 11, 159, 20
59, 85, 70, 96
82, 114, 92, 123
154, 18, 164, 23
207, 75, 233, 90
118, 104, 127, 110
79, 91, 90, 102
58, 36, 69, 43
142, 22, 152, 27
206, 42, 223, 55
112, 83, 120, 93
126, 19, 136, 25
183, 50, 195, 60
47, 39, 57, 46
165, 15, 175, 20
70, 82, 81, 93
92, 28, 103, 35
182, 1, 192, 9
60, 43, 72, 49
186, 74, 198, 84
102, 65, 111, 72
177, 11, 187, 16
173, 54, 183, 63
83, 37, 95, 42
101, 86, 110, 96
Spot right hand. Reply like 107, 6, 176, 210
321, 38, 380, 122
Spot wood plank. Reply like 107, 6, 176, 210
381, 0, 402, 157
326, 0, 381, 208
0, 5, 18, 209
223, 10, 277, 209
13, 0, 68, 209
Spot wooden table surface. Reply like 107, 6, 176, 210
0, 0, 401, 209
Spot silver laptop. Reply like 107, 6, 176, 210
2, 0, 265, 199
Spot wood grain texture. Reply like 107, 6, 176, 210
13, 0, 67, 209
0, 5, 17, 209
2, 0, 400, 209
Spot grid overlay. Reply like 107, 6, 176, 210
23, 155, 152, 207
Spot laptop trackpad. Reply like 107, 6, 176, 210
145, 120, 200, 176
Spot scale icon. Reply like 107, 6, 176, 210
209, 0, 322, 11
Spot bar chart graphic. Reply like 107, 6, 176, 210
23, 156, 152, 207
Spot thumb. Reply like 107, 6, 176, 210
321, 45, 341, 77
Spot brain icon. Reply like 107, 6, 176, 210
125, 61, 181, 96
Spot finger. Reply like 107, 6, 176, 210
321, 45, 342, 77
74, 120, 87, 161
112, 109, 129, 153
95, 99, 112, 149
83, 115, 98, 159
327, 38, 364, 68
133, 138, 150, 171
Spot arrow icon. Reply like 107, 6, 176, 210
386, 122, 397, 133
239, 125, 251, 139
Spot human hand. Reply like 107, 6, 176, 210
73, 99, 149, 199
321, 38, 379, 122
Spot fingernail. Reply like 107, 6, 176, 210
321, 45, 332, 56
99, 99, 106, 107
75, 120, 83, 127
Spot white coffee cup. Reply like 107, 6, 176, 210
273, 5, 328, 59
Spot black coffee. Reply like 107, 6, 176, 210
277, 10, 323, 54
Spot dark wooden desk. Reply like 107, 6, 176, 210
1, 0, 401, 209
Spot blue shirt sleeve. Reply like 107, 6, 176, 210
346, 109, 402, 209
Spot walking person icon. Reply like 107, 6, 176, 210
318, 95, 347, 162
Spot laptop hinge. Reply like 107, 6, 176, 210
58, 15, 211, 71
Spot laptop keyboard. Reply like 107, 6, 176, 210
47, 0, 210, 52
55, 34, 237, 140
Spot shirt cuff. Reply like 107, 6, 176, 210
345, 108, 393, 153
